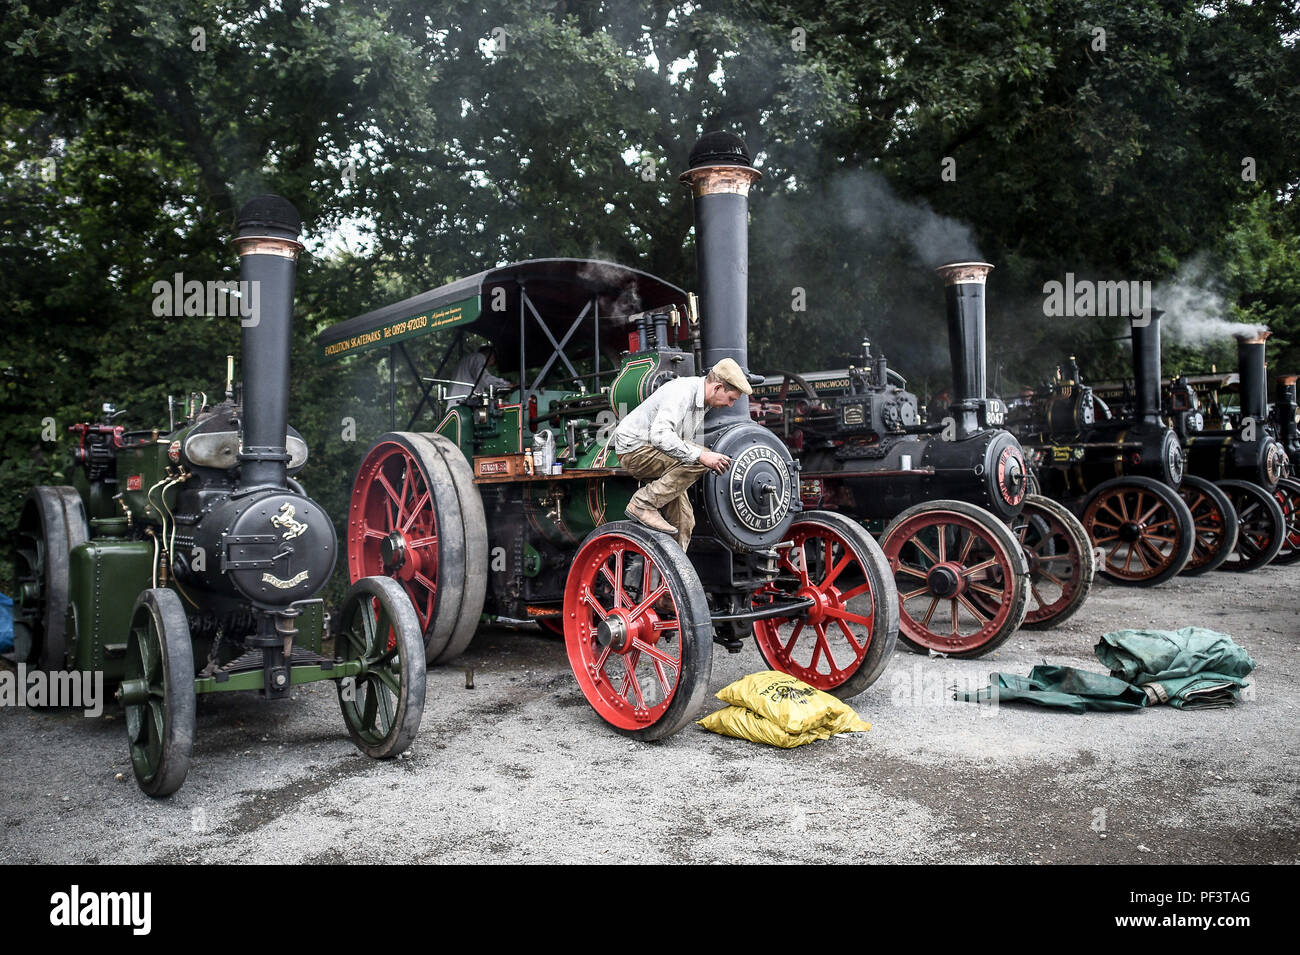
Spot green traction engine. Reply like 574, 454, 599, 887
328, 133, 901, 741
12, 197, 425, 797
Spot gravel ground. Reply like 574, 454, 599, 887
2, 563, 1297, 865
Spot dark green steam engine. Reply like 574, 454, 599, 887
11, 197, 425, 796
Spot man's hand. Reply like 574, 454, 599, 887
698, 450, 732, 474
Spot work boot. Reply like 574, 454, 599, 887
625, 502, 677, 535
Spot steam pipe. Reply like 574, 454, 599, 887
1235, 331, 1270, 424
1130, 309, 1165, 425
233, 195, 303, 489
680, 132, 762, 430
935, 261, 993, 437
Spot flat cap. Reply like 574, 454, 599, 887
711, 357, 752, 395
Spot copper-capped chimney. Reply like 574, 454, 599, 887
680, 131, 761, 430
936, 261, 993, 437
1235, 330, 1271, 425
1130, 309, 1165, 425
233, 195, 304, 489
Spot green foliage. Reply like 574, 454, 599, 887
2, 0, 1298, 597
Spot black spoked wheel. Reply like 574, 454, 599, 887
336, 575, 427, 758
1177, 475, 1239, 575
11, 487, 88, 668
120, 588, 196, 798
1272, 477, 1300, 565
1011, 495, 1094, 630
1216, 479, 1286, 572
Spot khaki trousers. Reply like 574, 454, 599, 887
619, 445, 710, 552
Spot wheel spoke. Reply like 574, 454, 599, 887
631, 637, 679, 672
920, 596, 940, 627
782, 620, 805, 654
956, 593, 989, 625
823, 605, 873, 626
909, 536, 940, 565
835, 618, 864, 652
961, 557, 999, 576
821, 553, 853, 590
582, 592, 610, 619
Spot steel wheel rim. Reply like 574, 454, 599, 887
1083, 486, 1183, 580
1226, 491, 1274, 566
1010, 507, 1083, 625
124, 610, 167, 784
751, 522, 877, 689
1276, 483, 1300, 557
883, 511, 1017, 653
349, 440, 440, 637
1181, 487, 1230, 571
564, 536, 684, 731
338, 595, 404, 747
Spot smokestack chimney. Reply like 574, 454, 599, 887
1130, 309, 1165, 425
1235, 330, 1270, 424
680, 132, 761, 430
935, 261, 993, 436
233, 195, 303, 488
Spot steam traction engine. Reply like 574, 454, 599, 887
11, 197, 425, 796
1164, 332, 1295, 569
1006, 313, 1208, 583
753, 263, 1095, 657
1272, 373, 1300, 563
325, 133, 899, 740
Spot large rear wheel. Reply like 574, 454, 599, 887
562, 522, 712, 740
1011, 495, 1094, 630
348, 432, 487, 664
1079, 477, 1194, 586
1177, 475, 1239, 575
1216, 479, 1285, 572
750, 510, 899, 698
880, 500, 1030, 657
11, 487, 88, 669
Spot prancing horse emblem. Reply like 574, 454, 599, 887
270, 502, 308, 540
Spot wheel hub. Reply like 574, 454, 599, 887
595, 613, 630, 652
380, 531, 420, 580
926, 563, 964, 598
1119, 522, 1142, 543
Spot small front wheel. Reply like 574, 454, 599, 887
121, 588, 196, 798
751, 511, 898, 697
562, 522, 713, 741
336, 576, 427, 758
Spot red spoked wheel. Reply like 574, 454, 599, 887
1080, 477, 1195, 586
750, 511, 898, 697
562, 522, 712, 740
1010, 495, 1094, 630
880, 500, 1030, 657
1177, 475, 1239, 575
348, 432, 486, 664
1272, 477, 1300, 566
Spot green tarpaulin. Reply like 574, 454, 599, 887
958, 627, 1255, 712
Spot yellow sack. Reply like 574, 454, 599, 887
697, 705, 834, 748
716, 670, 867, 735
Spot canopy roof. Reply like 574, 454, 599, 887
317, 258, 688, 364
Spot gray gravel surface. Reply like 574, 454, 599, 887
2, 563, 1297, 864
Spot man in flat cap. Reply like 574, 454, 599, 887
614, 357, 752, 551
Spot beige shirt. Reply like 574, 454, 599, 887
613, 377, 706, 463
